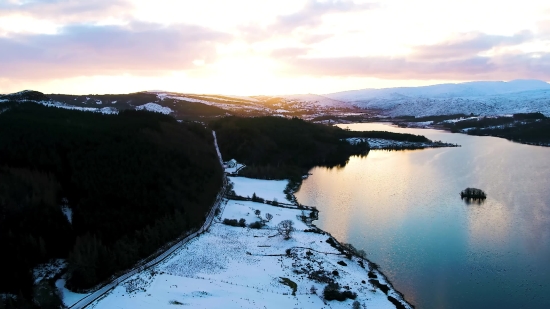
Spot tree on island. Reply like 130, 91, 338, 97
460, 188, 487, 199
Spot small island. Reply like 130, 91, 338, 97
460, 188, 487, 199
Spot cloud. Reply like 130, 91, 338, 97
240, 0, 378, 42
274, 30, 547, 80
538, 20, 550, 37
0, 0, 132, 22
281, 52, 550, 80
411, 31, 534, 60
0, 22, 231, 79
272, 0, 377, 34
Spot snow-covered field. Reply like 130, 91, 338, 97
38, 100, 119, 114
135, 103, 172, 114
90, 198, 411, 309
229, 176, 290, 203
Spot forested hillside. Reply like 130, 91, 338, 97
210, 116, 370, 179
0, 104, 223, 307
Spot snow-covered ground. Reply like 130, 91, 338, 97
90, 197, 411, 309
229, 176, 289, 203
346, 138, 457, 149
61, 206, 72, 224
37, 100, 119, 114
281, 94, 348, 108
224, 163, 245, 174
135, 103, 172, 115
56, 279, 91, 307
34, 259, 66, 284
325, 80, 550, 117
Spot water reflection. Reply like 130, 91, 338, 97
461, 197, 486, 205
297, 123, 550, 309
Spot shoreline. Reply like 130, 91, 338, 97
285, 177, 415, 308
229, 173, 415, 308
85, 173, 414, 309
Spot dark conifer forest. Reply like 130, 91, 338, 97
0, 103, 223, 307
210, 116, 371, 179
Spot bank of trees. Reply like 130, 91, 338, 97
210, 116, 370, 179
439, 113, 550, 145
0, 103, 223, 306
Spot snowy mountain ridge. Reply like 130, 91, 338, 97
324, 80, 550, 116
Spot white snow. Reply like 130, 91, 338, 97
99, 107, 118, 114
152, 92, 259, 104
34, 259, 66, 284
32, 100, 120, 114
56, 279, 90, 307
199, 94, 260, 103
367, 138, 436, 149
90, 197, 411, 309
222, 200, 310, 230
346, 137, 454, 149
281, 94, 348, 108
325, 80, 550, 116
225, 163, 245, 174
212, 131, 223, 165
229, 176, 289, 202
135, 103, 172, 114
61, 206, 72, 224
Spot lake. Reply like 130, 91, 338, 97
295, 123, 550, 309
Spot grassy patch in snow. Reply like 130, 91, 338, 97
279, 277, 297, 296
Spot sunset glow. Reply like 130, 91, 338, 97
1, 0, 549, 95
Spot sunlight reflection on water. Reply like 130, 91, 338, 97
295, 123, 550, 309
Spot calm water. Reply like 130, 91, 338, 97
295, 123, 550, 309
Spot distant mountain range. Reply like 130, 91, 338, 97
323, 79, 550, 116
2, 80, 549, 118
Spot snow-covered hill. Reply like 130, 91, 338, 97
325, 80, 550, 116
280, 94, 348, 108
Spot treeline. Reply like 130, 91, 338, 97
0, 103, 223, 307
394, 113, 472, 123
49, 92, 230, 121
440, 113, 550, 145
210, 116, 370, 179
466, 119, 550, 144
345, 130, 430, 142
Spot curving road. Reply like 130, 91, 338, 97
68, 131, 227, 309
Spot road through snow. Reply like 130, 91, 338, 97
67, 131, 227, 309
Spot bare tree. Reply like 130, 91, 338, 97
310, 285, 318, 295
254, 209, 261, 219
277, 220, 294, 240
265, 213, 273, 222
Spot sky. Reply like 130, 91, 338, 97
1, 0, 549, 95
